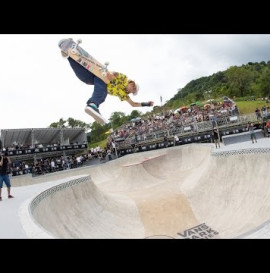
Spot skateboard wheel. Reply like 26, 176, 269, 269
104, 62, 109, 66
58, 39, 66, 48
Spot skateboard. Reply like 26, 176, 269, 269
84, 105, 108, 126
58, 38, 111, 84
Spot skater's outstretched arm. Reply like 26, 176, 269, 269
126, 97, 154, 107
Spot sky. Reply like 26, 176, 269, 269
1, 34, 270, 130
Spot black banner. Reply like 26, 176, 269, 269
6, 144, 87, 157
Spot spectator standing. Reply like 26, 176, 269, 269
107, 149, 112, 160
24, 163, 29, 174
212, 128, 220, 149
0, 151, 14, 201
164, 135, 168, 148
174, 135, 179, 146
247, 122, 257, 144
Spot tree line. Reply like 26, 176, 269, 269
165, 60, 270, 109
48, 110, 143, 144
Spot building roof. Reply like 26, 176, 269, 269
0, 128, 86, 148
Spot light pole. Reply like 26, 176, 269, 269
160, 95, 165, 116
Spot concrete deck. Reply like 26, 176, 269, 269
221, 129, 264, 146
1, 138, 270, 239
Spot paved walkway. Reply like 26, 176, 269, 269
0, 175, 86, 238
211, 136, 270, 153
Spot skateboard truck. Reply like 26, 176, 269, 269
100, 62, 109, 77
59, 38, 73, 58
71, 39, 82, 55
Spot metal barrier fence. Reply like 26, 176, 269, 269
116, 113, 261, 150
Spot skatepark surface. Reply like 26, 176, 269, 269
1, 139, 270, 239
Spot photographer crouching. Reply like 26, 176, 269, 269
0, 150, 14, 201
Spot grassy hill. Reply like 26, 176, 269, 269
165, 61, 270, 109
236, 100, 269, 115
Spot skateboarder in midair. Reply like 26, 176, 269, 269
63, 54, 154, 119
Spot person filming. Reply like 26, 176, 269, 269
0, 151, 14, 201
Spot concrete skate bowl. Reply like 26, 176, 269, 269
29, 144, 270, 238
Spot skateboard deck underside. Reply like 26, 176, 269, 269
60, 38, 110, 84
68, 49, 111, 84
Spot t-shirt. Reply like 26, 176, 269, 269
249, 126, 255, 134
0, 156, 9, 175
107, 73, 130, 101
213, 131, 219, 139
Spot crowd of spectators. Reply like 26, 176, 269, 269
255, 106, 270, 120
109, 97, 241, 142
106, 97, 270, 153
2, 144, 116, 177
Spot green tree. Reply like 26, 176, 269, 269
109, 112, 126, 129
225, 66, 253, 97
67, 117, 76, 128
258, 69, 270, 97
129, 110, 142, 120
89, 122, 108, 142
77, 120, 91, 130
49, 122, 59, 128
66, 118, 91, 130
49, 118, 66, 128
49, 117, 91, 130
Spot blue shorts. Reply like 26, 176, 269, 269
0, 174, 11, 188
